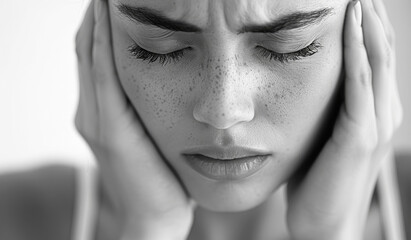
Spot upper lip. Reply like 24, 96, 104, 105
182, 146, 272, 160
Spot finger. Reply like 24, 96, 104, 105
362, 0, 394, 143
75, 0, 98, 136
343, 0, 375, 130
368, 0, 402, 133
327, 0, 377, 191
371, 0, 395, 46
76, 0, 94, 66
92, 0, 128, 123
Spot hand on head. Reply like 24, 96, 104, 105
75, 0, 194, 239
286, 0, 402, 239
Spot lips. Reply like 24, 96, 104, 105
182, 146, 272, 180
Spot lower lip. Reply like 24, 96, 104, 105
183, 154, 270, 180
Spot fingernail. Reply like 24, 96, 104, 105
353, 0, 362, 26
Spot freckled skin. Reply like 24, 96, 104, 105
109, 0, 349, 211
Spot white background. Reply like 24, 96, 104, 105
0, 0, 410, 171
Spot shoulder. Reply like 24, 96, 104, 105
395, 152, 411, 240
0, 163, 77, 240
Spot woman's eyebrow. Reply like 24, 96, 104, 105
239, 8, 334, 33
116, 4, 333, 34
116, 4, 201, 32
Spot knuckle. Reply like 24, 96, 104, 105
74, 113, 85, 136
335, 115, 378, 155
74, 112, 93, 142
370, 42, 393, 69
75, 28, 82, 47
383, 44, 393, 68
75, 46, 82, 62
75, 35, 87, 62
357, 64, 373, 88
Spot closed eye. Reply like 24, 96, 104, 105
128, 43, 189, 65
256, 41, 322, 63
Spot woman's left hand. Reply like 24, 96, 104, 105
286, 0, 402, 239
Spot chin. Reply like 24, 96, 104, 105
192, 182, 281, 212
183, 170, 284, 212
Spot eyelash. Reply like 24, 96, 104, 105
128, 44, 187, 65
127, 41, 321, 65
256, 41, 322, 63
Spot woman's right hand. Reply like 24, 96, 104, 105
74, 0, 194, 239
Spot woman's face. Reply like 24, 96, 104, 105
109, 0, 348, 212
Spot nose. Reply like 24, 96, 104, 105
193, 57, 255, 129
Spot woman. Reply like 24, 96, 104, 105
0, 0, 406, 239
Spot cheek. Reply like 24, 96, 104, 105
111, 33, 199, 132
110, 11, 200, 131
118, 61, 197, 130
258, 41, 343, 137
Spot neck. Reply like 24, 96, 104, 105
188, 186, 289, 240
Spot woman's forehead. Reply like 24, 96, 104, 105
115, 0, 342, 31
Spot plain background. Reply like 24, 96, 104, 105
0, 0, 410, 172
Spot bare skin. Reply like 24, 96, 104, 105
74, 0, 402, 239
